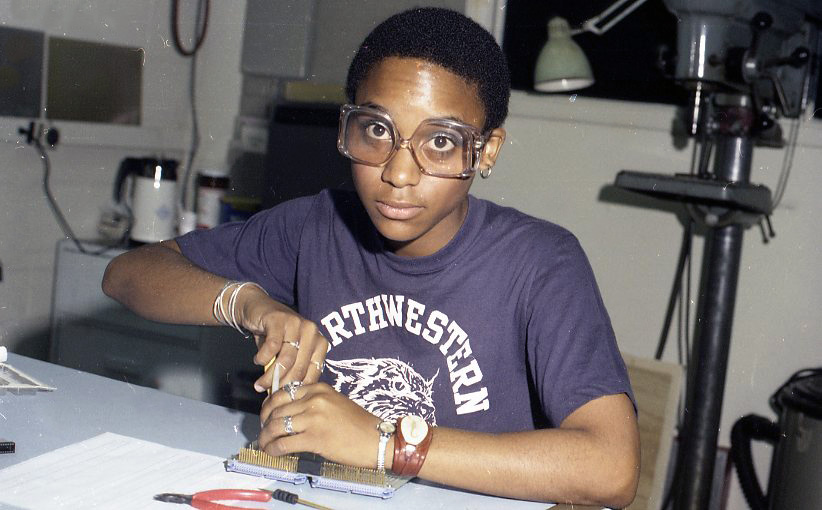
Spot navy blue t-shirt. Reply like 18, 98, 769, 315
177, 189, 633, 433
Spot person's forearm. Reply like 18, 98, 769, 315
395, 395, 639, 508
409, 427, 635, 507
102, 240, 225, 325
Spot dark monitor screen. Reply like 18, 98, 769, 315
261, 103, 353, 209
0, 26, 43, 118
46, 37, 142, 125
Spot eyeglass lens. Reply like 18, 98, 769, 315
342, 110, 473, 176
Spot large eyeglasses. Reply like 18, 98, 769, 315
337, 104, 487, 179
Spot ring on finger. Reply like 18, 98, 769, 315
283, 415, 295, 436
283, 381, 303, 401
311, 360, 325, 373
285, 340, 300, 349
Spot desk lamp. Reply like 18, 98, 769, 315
533, 0, 651, 92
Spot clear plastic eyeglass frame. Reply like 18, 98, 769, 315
337, 104, 488, 179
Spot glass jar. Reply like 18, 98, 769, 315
196, 169, 230, 229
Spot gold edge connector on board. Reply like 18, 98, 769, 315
237, 447, 392, 487
321, 460, 387, 486
237, 448, 300, 471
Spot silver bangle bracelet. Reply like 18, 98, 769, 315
212, 281, 268, 338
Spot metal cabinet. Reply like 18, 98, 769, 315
48, 240, 262, 412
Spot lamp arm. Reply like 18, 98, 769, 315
573, 0, 651, 36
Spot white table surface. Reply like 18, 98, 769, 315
0, 353, 554, 509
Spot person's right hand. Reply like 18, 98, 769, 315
235, 284, 329, 393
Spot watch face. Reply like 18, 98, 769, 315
378, 421, 396, 435
401, 415, 428, 445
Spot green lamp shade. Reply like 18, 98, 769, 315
534, 17, 595, 92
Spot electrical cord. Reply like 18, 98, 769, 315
180, 44, 200, 213
171, 0, 208, 214
683, 230, 692, 368
674, 220, 693, 370
654, 132, 707, 362
655, 219, 692, 361
171, 0, 210, 57
35, 137, 79, 247
770, 117, 800, 210
34, 136, 112, 256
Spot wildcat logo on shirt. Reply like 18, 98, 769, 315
326, 358, 439, 424
320, 294, 490, 416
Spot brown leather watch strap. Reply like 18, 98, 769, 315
402, 425, 432, 477
391, 416, 433, 477
392, 427, 409, 475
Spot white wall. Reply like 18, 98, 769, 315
0, 0, 245, 358
308, 0, 464, 85
472, 91, 822, 510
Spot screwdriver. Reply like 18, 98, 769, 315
262, 488, 334, 510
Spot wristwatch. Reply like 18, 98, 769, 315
392, 415, 433, 477
376, 420, 395, 471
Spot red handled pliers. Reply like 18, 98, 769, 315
154, 488, 333, 510
155, 490, 269, 510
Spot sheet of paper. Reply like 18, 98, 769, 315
0, 433, 563, 510
0, 433, 267, 510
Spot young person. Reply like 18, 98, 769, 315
103, 8, 639, 507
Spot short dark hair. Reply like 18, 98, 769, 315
346, 7, 510, 132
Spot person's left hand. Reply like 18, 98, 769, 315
258, 382, 383, 469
